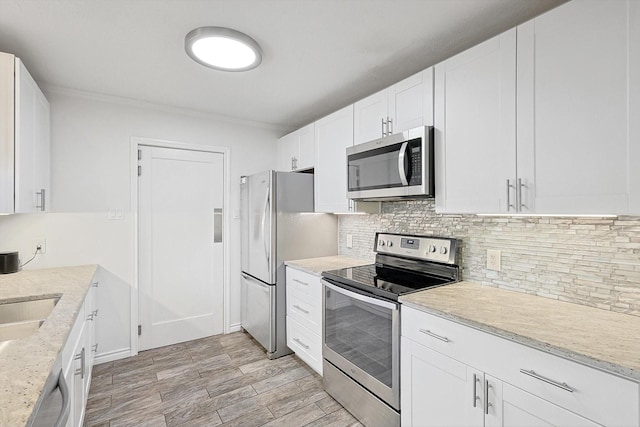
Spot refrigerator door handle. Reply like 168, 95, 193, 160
261, 191, 270, 270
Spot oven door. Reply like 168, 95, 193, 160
322, 279, 400, 410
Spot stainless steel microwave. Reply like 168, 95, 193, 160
347, 126, 434, 200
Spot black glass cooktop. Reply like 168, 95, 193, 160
322, 263, 452, 302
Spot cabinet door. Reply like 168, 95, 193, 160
499, 382, 600, 427
517, 0, 632, 214
401, 337, 484, 427
277, 131, 297, 172
296, 122, 315, 170
14, 59, 50, 213
434, 29, 517, 214
353, 89, 388, 144
0, 53, 14, 213
389, 69, 431, 133
314, 104, 354, 213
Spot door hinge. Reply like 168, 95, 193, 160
138, 325, 142, 335
138, 165, 142, 176
137, 149, 142, 161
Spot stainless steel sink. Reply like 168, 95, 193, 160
0, 297, 60, 342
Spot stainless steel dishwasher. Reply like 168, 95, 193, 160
28, 355, 70, 427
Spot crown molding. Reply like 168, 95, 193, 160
40, 83, 290, 134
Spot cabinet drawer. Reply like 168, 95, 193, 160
287, 316, 322, 375
489, 334, 639, 427
286, 267, 321, 298
401, 305, 476, 361
286, 288, 321, 334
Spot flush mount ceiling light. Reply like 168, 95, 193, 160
185, 26, 262, 71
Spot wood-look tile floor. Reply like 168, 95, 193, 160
84, 332, 362, 427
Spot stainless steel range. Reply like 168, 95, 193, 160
321, 232, 460, 427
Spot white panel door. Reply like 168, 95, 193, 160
401, 337, 484, 427
353, 89, 388, 144
390, 70, 428, 133
138, 146, 224, 351
499, 382, 600, 427
314, 104, 354, 213
517, 0, 631, 214
434, 29, 517, 213
14, 59, 50, 213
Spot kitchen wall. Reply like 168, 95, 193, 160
0, 89, 279, 361
339, 200, 640, 317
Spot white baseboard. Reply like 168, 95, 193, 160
94, 348, 132, 364
227, 323, 242, 333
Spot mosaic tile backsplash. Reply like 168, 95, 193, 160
338, 200, 640, 317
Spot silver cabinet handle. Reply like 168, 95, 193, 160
484, 380, 491, 415
293, 304, 309, 314
74, 348, 85, 378
518, 178, 527, 211
92, 343, 99, 353
86, 313, 94, 321
520, 369, 574, 393
388, 117, 393, 135
419, 328, 449, 342
292, 278, 309, 286
92, 280, 99, 287
381, 118, 386, 136
93, 309, 99, 318
36, 189, 46, 211
473, 373, 480, 408
506, 179, 515, 211
293, 337, 309, 349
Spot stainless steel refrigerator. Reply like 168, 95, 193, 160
240, 170, 337, 359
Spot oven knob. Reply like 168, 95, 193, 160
440, 247, 448, 254
428, 245, 436, 253
386, 240, 393, 247
379, 240, 385, 247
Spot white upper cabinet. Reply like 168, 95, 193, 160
0, 52, 50, 214
436, 1, 639, 215
277, 122, 315, 172
434, 29, 517, 214
314, 104, 354, 213
517, 0, 636, 214
354, 68, 433, 145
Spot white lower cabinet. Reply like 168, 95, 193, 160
285, 266, 323, 375
401, 306, 640, 427
61, 275, 99, 427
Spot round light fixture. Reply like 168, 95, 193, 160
185, 27, 262, 71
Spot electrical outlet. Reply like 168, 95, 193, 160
346, 234, 353, 248
32, 238, 47, 255
487, 249, 501, 271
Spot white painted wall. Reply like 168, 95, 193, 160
0, 89, 279, 361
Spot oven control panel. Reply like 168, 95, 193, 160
375, 232, 457, 264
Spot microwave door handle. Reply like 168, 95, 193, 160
398, 141, 409, 186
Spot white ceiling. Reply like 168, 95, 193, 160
0, 0, 565, 132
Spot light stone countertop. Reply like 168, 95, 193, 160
400, 281, 640, 382
0, 265, 98, 427
285, 255, 373, 276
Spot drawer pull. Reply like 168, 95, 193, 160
293, 304, 309, 314
293, 279, 309, 286
293, 337, 310, 349
484, 380, 492, 415
92, 281, 99, 287
419, 328, 449, 342
520, 369, 574, 393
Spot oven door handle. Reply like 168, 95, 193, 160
322, 280, 398, 310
